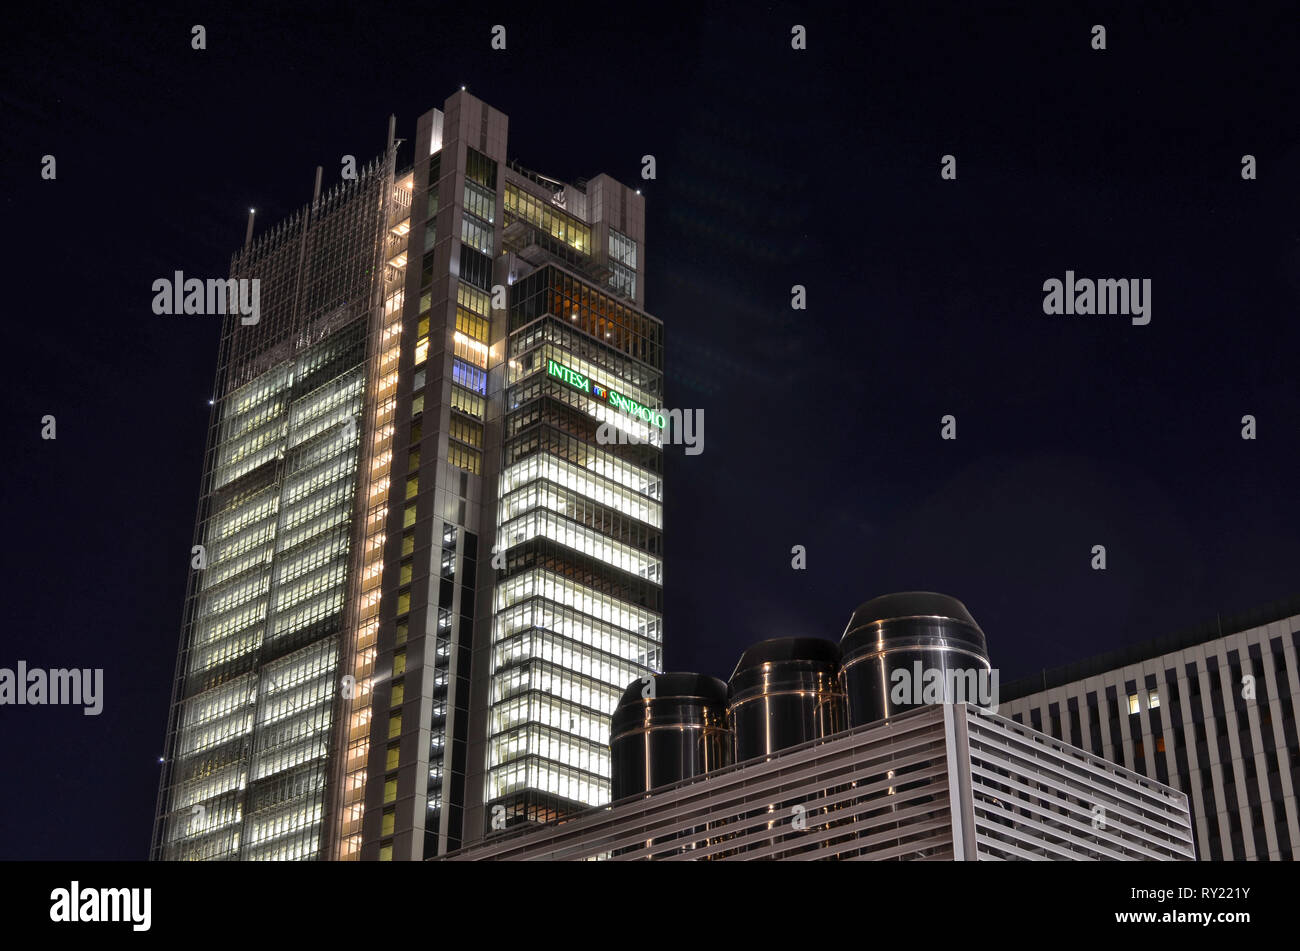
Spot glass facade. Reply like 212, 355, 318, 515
155, 155, 398, 860
156, 92, 660, 859
487, 257, 664, 826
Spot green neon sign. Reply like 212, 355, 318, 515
546, 358, 665, 428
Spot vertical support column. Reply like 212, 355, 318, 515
943, 702, 979, 860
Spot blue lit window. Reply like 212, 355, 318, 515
452, 358, 486, 394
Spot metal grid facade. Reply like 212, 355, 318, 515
439, 704, 1194, 861
153, 155, 396, 860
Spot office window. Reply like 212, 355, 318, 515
394, 649, 407, 677
386, 743, 400, 771
382, 809, 395, 837
1128, 693, 1140, 715
1148, 688, 1161, 709
388, 713, 402, 739
609, 228, 637, 268
461, 215, 493, 255
456, 306, 489, 343
466, 147, 498, 189
463, 180, 496, 223
384, 778, 397, 804
452, 358, 487, 394
391, 680, 405, 707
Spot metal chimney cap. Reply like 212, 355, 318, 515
728, 637, 841, 682
843, 592, 981, 636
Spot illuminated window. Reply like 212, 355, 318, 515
1156, 736, 1166, 753
401, 532, 415, 557
451, 385, 484, 419
379, 843, 393, 861
452, 358, 486, 394
1128, 694, 1140, 715
456, 307, 489, 343
458, 283, 491, 317
394, 650, 407, 677
461, 215, 493, 255
415, 336, 429, 366
388, 713, 402, 740
381, 809, 395, 837
446, 443, 481, 475
391, 681, 405, 707
1148, 689, 1160, 709
383, 778, 397, 803
386, 743, 400, 771
404, 503, 417, 529
397, 589, 410, 616
454, 331, 488, 369
406, 475, 419, 500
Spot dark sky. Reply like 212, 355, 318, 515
2, 1, 1297, 860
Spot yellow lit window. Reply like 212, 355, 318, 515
382, 809, 395, 837
395, 621, 408, 647
412, 392, 425, 416
400, 562, 412, 586
379, 843, 393, 861
404, 502, 417, 529
453, 331, 488, 369
388, 713, 402, 739
391, 681, 405, 707
415, 336, 429, 366
402, 532, 415, 557
418, 315, 430, 337
386, 743, 400, 771
393, 650, 407, 677
456, 306, 489, 342
1128, 694, 1140, 715
406, 475, 419, 500
384, 778, 397, 803
397, 590, 410, 616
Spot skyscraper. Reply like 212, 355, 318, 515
152, 90, 664, 861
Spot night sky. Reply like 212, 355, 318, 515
3, 1, 1297, 860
